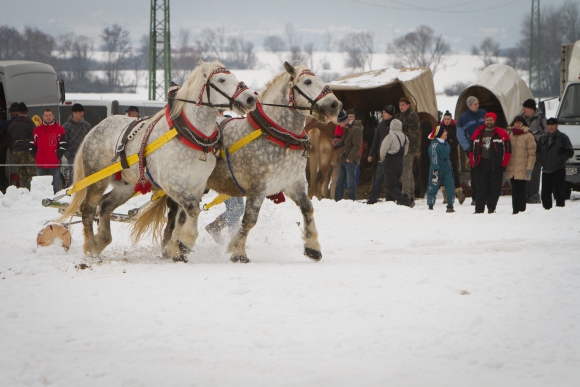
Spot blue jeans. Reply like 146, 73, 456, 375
220, 197, 245, 228
367, 162, 385, 203
36, 167, 61, 194
335, 161, 358, 201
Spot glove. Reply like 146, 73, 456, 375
431, 170, 439, 185
526, 170, 532, 179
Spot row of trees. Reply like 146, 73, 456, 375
1, 0, 579, 95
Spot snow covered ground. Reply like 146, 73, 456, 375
1, 178, 580, 386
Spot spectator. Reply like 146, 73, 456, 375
505, 115, 536, 215
521, 98, 547, 204
126, 106, 140, 119
205, 197, 245, 244
7, 103, 36, 190
439, 111, 465, 205
457, 96, 486, 205
469, 112, 511, 214
426, 125, 455, 212
63, 103, 91, 183
334, 110, 363, 201
394, 97, 420, 198
367, 105, 395, 204
536, 118, 574, 209
0, 102, 20, 188
379, 119, 415, 208
31, 109, 67, 194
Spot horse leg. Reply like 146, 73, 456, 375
161, 197, 179, 256
165, 196, 201, 261
329, 154, 340, 200
94, 181, 136, 253
318, 144, 333, 199
80, 179, 109, 256
307, 129, 320, 199
227, 191, 266, 263
286, 182, 322, 261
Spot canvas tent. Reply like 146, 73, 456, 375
328, 67, 438, 120
455, 64, 533, 128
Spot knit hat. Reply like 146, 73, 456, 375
547, 117, 558, 125
337, 110, 348, 123
18, 102, 28, 112
9, 102, 20, 112
466, 96, 478, 107
428, 125, 446, 140
345, 109, 355, 115
383, 105, 396, 116
443, 110, 452, 117
126, 106, 139, 113
390, 119, 402, 131
511, 115, 526, 125
71, 103, 84, 112
399, 96, 411, 105
522, 98, 536, 110
484, 112, 497, 122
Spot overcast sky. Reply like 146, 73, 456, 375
0, 0, 567, 53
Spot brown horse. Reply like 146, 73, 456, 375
305, 118, 338, 200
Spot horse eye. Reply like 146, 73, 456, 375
218, 78, 225, 83
304, 79, 312, 85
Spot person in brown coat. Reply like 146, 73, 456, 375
334, 110, 363, 201
439, 110, 465, 204
505, 115, 536, 214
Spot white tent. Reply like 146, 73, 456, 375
455, 64, 533, 128
328, 67, 438, 120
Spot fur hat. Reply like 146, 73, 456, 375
9, 102, 20, 112
18, 102, 28, 112
390, 119, 402, 131
547, 117, 558, 125
466, 96, 478, 107
511, 115, 527, 125
383, 105, 396, 116
337, 110, 348, 123
399, 96, 411, 105
428, 125, 445, 140
71, 103, 84, 112
484, 112, 497, 122
345, 109, 355, 116
522, 98, 536, 110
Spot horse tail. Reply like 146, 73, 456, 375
131, 194, 168, 245
59, 144, 87, 220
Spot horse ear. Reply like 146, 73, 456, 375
213, 57, 219, 63
199, 59, 204, 65
284, 61, 297, 78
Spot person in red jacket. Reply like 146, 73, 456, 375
31, 109, 67, 194
469, 112, 511, 214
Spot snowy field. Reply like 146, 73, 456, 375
1, 179, 580, 386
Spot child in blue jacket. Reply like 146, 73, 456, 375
427, 126, 456, 212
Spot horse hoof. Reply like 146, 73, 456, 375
231, 255, 251, 263
172, 254, 188, 263
178, 241, 191, 254
304, 248, 322, 261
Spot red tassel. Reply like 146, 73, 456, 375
268, 192, 286, 204
134, 181, 152, 195
115, 171, 122, 181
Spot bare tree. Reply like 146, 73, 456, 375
473, 37, 500, 68
172, 28, 200, 84
517, 0, 580, 95
225, 37, 257, 69
285, 23, 300, 49
21, 27, 55, 64
338, 31, 374, 72
58, 32, 94, 84
387, 25, 449, 75
304, 42, 314, 69
264, 35, 286, 53
195, 27, 225, 61
101, 24, 131, 90
323, 29, 333, 52
0, 26, 24, 60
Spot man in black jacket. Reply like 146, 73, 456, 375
63, 103, 92, 182
7, 103, 36, 189
366, 105, 395, 204
0, 102, 20, 189
536, 118, 574, 209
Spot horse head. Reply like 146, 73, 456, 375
175, 59, 257, 116
282, 61, 342, 123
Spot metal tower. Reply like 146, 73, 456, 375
529, 0, 541, 97
148, 0, 171, 101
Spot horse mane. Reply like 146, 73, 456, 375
170, 59, 227, 117
259, 64, 310, 103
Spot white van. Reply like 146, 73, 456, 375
59, 99, 166, 127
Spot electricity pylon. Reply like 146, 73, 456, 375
148, 0, 171, 101
529, 0, 541, 97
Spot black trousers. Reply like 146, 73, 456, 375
541, 169, 566, 209
475, 159, 504, 213
510, 178, 527, 214
452, 163, 461, 189
384, 166, 411, 205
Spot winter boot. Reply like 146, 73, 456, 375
446, 206, 455, 213
205, 216, 226, 244
442, 187, 447, 204
455, 187, 465, 205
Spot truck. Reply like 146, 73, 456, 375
558, 41, 580, 196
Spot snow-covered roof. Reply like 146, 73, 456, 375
328, 68, 426, 90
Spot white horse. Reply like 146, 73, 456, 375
62, 60, 257, 259
138, 62, 342, 263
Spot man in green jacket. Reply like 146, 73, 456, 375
395, 97, 420, 198
334, 110, 363, 201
